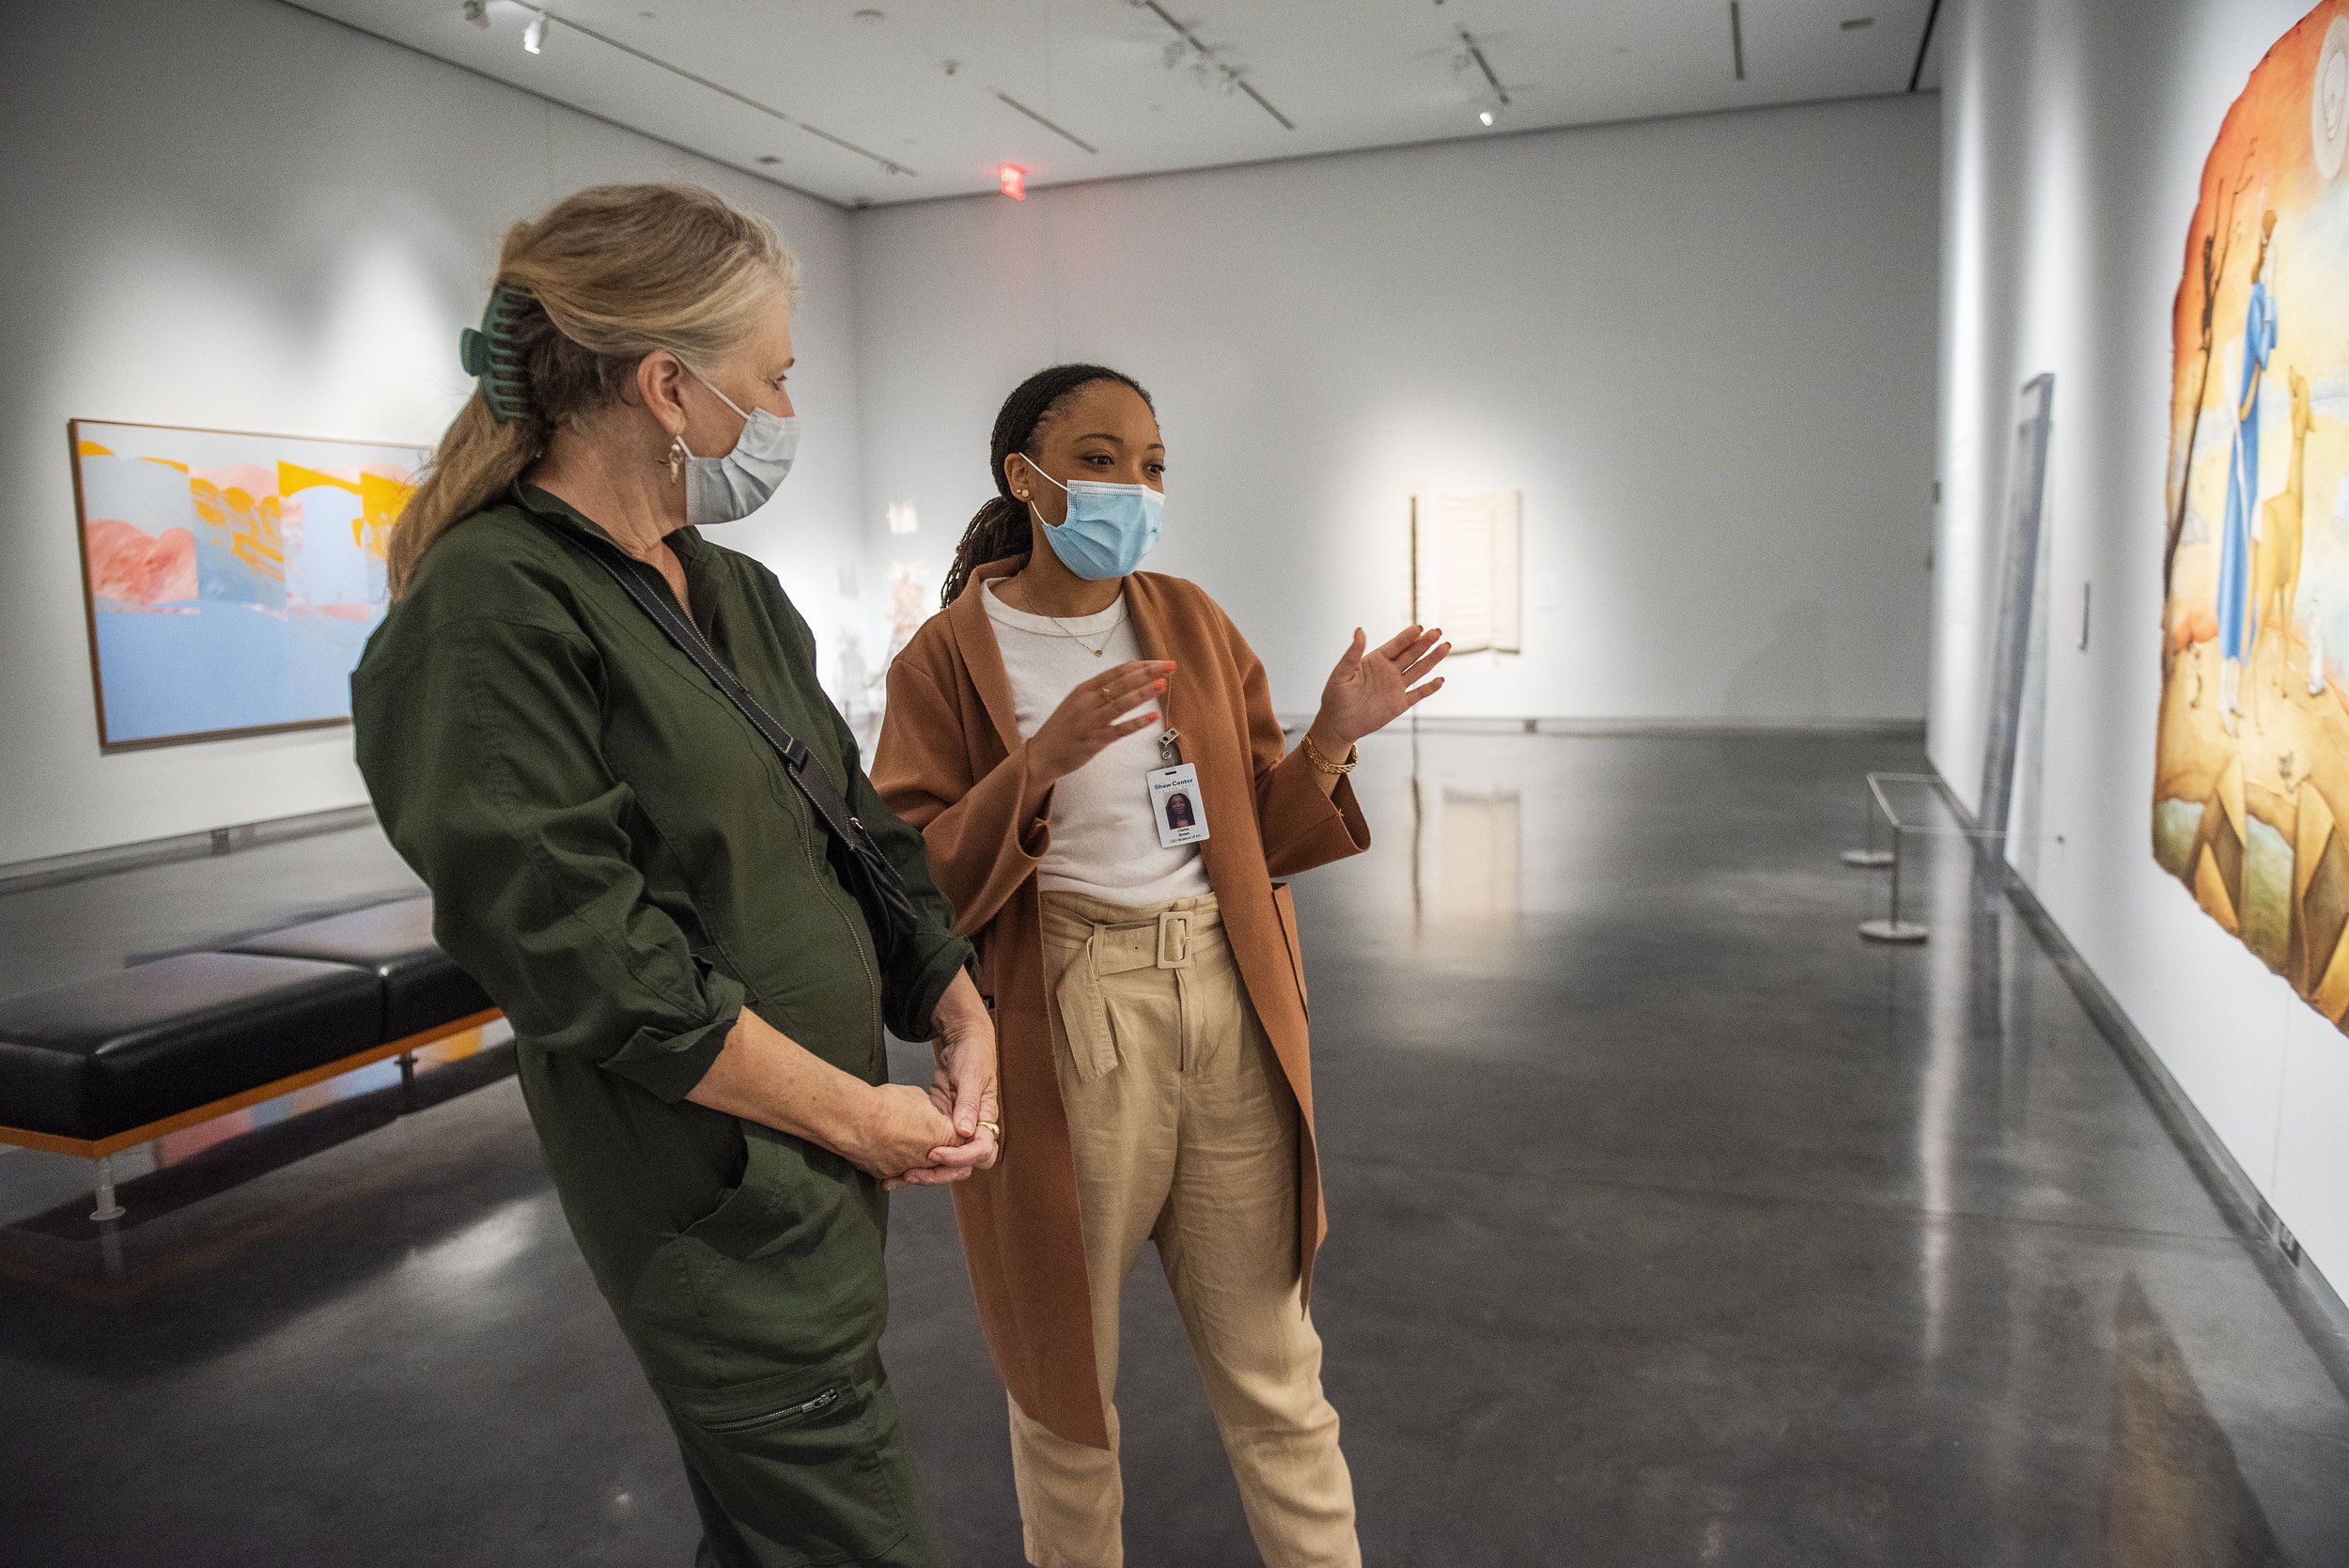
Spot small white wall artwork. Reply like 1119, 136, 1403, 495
1411, 489, 1521, 655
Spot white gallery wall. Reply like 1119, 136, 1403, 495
0, 0, 868, 866
1933, 0, 2349, 1288
848, 94, 1941, 723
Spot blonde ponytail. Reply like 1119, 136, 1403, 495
388, 184, 799, 599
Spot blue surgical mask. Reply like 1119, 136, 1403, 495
684, 372, 799, 526
1027, 467, 1163, 580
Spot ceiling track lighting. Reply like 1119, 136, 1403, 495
522, 9, 548, 54
1455, 27, 1509, 107
1907, 0, 1944, 92
995, 92, 1097, 155
1728, 0, 1747, 82
1127, 0, 1295, 131
507, 6, 915, 177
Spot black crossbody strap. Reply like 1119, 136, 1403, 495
530, 508, 939, 1038
568, 533, 870, 847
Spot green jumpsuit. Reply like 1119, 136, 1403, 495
352, 485, 973, 1568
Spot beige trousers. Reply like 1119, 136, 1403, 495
1010, 889, 1360, 1568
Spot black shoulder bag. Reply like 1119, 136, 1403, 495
559, 528, 936, 1040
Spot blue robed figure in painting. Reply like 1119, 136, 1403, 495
2217, 212, 2279, 730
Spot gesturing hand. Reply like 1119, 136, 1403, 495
1029, 659, 1173, 784
1311, 625, 1449, 748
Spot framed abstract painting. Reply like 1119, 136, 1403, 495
69, 419, 428, 751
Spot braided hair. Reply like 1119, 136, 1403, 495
940, 363, 1154, 609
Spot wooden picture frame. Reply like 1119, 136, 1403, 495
68, 418, 429, 752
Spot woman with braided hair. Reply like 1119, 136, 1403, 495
872, 365, 1448, 1566
352, 184, 996, 1567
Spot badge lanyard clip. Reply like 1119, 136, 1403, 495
1158, 726, 1181, 766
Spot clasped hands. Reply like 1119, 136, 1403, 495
878, 969, 1001, 1191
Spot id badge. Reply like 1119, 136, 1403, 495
1146, 763, 1211, 847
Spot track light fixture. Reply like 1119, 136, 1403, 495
523, 10, 548, 53
1128, 0, 1294, 130
1455, 27, 1509, 108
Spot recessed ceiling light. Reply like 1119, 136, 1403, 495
1478, 109, 1493, 126
1841, 15, 1875, 28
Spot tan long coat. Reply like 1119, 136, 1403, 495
871, 558, 1369, 1449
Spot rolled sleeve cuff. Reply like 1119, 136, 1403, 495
600, 969, 748, 1102
1265, 747, 1373, 869
889, 929, 979, 1043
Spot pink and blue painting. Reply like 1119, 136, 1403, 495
70, 419, 428, 750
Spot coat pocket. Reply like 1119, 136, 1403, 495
1270, 881, 1310, 1013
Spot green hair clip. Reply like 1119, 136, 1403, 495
458, 285, 533, 424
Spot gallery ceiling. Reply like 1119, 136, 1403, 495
288, 0, 1945, 208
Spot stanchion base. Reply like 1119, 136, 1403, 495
1841, 849, 1895, 868
90, 1203, 126, 1223
1859, 919, 1929, 944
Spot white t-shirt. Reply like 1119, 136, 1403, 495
983, 577, 1212, 905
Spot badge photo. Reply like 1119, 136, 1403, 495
1146, 763, 1210, 848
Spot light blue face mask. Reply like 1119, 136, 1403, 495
1027, 467, 1163, 580
684, 372, 799, 526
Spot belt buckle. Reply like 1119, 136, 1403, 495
1155, 909, 1192, 969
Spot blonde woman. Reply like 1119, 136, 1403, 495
872, 364, 1446, 1566
352, 185, 998, 1568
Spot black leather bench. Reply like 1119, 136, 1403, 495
0, 895, 499, 1221
226, 898, 493, 1042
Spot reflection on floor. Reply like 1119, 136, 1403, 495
2, 732, 2345, 1566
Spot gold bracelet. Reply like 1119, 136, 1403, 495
1299, 730, 1358, 775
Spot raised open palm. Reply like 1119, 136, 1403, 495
1315, 624, 1449, 746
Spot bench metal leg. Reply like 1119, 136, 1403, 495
90, 1154, 126, 1223
397, 1049, 417, 1110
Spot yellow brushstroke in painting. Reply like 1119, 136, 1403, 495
357, 469, 413, 560
275, 461, 409, 562
192, 475, 285, 582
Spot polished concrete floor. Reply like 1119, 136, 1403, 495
3, 731, 2346, 1565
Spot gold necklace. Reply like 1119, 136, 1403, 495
1044, 608, 1123, 658
1001, 579, 1124, 657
